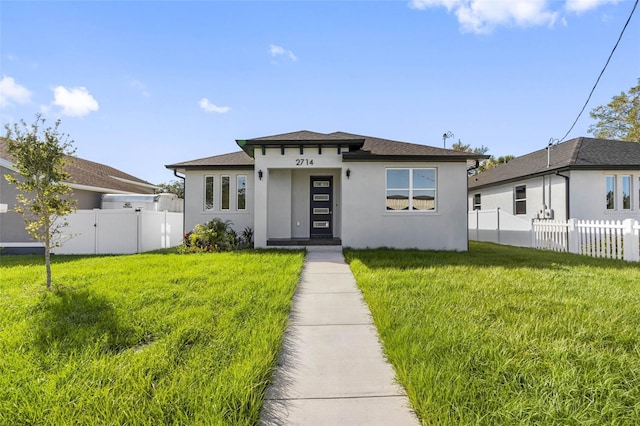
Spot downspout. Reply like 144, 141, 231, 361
555, 171, 570, 220
173, 169, 186, 237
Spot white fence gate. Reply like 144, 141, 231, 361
53, 209, 183, 255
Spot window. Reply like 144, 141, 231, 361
514, 185, 526, 215
221, 176, 230, 210
622, 175, 631, 210
473, 193, 481, 210
205, 176, 214, 210
386, 168, 436, 211
237, 175, 246, 210
606, 175, 615, 210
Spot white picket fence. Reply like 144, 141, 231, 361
52, 209, 183, 255
533, 218, 640, 261
469, 209, 640, 262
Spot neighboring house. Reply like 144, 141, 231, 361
166, 130, 487, 250
468, 137, 640, 221
0, 137, 158, 253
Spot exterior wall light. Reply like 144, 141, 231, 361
346, 168, 351, 179
0, 203, 7, 213
258, 170, 263, 180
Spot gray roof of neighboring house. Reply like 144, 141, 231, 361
1, 138, 157, 194
167, 130, 487, 170
469, 137, 640, 190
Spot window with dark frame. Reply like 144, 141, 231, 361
514, 185, 526, 215
473, 193, 481, 210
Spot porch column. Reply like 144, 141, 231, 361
254, 168, 268, 248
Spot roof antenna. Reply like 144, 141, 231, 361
442, 131, 454, 149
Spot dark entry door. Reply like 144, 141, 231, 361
310, 176, 333, 239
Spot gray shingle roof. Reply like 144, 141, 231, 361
469, 137, 640, 190
165, 151, 254, 170
1, 138, 156, 194
331, 131, 483, 158
167, 130, 488, 169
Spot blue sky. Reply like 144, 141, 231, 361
1, 0, 638, 185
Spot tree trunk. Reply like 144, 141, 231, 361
44, 217, 52, 291
45, 245, 52, 290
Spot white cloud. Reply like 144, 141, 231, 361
52, 86, 99, 117
199, 98, 230, 114
131, 79, 151, 97
410, 0, 619, 33
0, 76, 32, 108
565, 0, 618, 14
269, 44, 298, 62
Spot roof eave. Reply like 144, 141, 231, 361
342, 153, 489, 162
469, 163, 640, 190
165, 164, 255, 171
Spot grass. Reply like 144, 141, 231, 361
0, 249, 304, 425
345, 241, 640, 425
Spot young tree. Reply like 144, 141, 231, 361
156, 179, 184, 198
588, 78, 640, 141
4, 114, 77, 290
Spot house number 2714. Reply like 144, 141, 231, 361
295, 159, 314, 166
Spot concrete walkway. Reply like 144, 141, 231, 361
260, 246, 420, 426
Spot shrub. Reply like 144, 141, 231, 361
179, 219, 253, 253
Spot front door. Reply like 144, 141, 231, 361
310, 176, 333, 239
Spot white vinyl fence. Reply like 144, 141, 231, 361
533, 218, 640, 261
53, 209, 183, 255
468, 208, 533, 247
469, 210, 640, 262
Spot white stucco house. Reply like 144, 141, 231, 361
166, 130, 487, 250
468, 137, 640, 222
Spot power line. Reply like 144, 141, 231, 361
558, 0, 638, 142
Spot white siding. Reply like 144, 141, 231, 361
342, 161, 469, 251
469, 170, 640, 222
183, 169, 254, 233
570, 170, 640, 220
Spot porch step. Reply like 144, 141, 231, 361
267, 238, 342, 246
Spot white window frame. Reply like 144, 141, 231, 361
237, 175, 247, 211
622, 175, 631, 210
606, 175, 615, 210
514, 185, 526, 215
221, 175, 230, 211
204, 175, 215, 211
385, 168, 437, 212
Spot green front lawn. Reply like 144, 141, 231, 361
0, 250, 304, 425
345, 242, 640, 425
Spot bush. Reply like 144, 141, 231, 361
179, 219, 253, 253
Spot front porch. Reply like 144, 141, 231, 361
266, 237, 342, 247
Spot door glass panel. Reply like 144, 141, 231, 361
313, 181, 330, 188
313, 194, 330, 202
313, 208, 330, 214
313, 221, 330, 228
